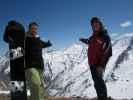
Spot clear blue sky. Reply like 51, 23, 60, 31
0, 0, 133, 55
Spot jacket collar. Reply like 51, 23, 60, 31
92, 29, 107, 36
26, 32, 39, 38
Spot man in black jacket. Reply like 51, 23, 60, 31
25, 22, 52, 100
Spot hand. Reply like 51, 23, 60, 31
79, 38, 85, 42
47, 40, 52, 46
79, 38, 88, 44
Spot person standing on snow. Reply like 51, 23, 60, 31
80, 17, 112, 100
25, 22, 52, 100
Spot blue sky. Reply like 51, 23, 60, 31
0, 0, 133, 55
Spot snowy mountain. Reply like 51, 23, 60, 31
0, 32, 133, 99
0, 56, 9, 92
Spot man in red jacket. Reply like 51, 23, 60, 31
80, 17, 112, 100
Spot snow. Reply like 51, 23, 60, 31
0, 91, 10, 95
107, 80, 133, 99
104, 36, 132, 80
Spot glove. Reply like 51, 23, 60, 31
47, 40, 52, 47
79, 38, 88, 44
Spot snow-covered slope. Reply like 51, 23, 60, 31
0, 56, 9, 91
0, 33, 133, 99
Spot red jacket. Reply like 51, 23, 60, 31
88, 33, 112, 66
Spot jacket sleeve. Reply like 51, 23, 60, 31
102, 35, 112, 57
80, 38, 89, 44
99, 36, 112, 67
39, 40, 52, 48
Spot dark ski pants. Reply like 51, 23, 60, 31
90, 65, 107, 100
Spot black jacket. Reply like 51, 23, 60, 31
25, 35, 52, 70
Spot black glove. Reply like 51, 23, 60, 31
47, 40, 52, 47
79, 38, 89, 44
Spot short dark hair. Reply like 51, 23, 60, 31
29, 22, 38, 29
91, 17, 101, 25
8, 20, 17, 26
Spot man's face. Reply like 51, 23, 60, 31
92, 21, 101, 32
29, 25, 38, 36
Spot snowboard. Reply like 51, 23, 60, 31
3, 21, 27, 100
